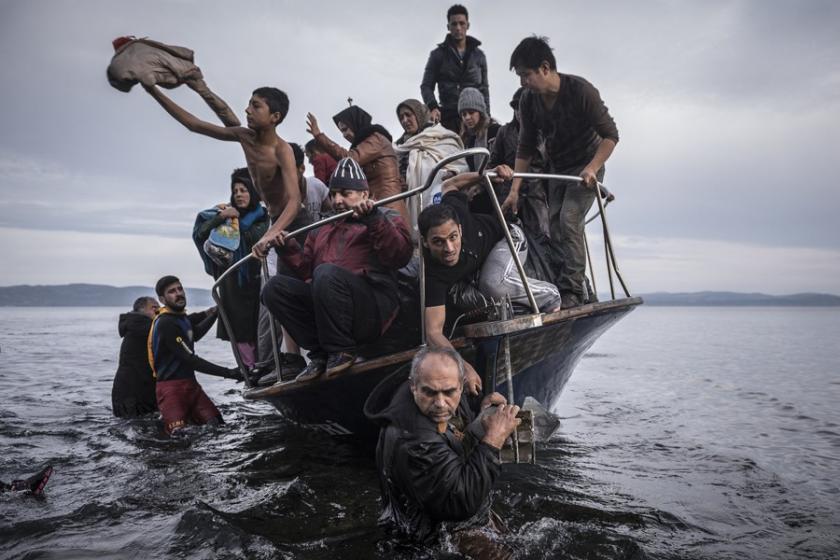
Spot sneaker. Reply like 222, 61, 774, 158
295, 359, 326, 382
325, 352, 356, 377
257, 371, 279, 386
560, 292, 583, 309
254, 353, 307, 386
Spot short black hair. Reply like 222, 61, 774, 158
447, 4, 468, 21
509, 35, 557, 71
252, 87, 289, 123
418, 202, 461, 238
289, 142, 305, 167
304, 139, 320, 155
155, 275, 180, 297
132, 296, 156, 312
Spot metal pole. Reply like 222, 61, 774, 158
482, 176, 540, 315
261, 259, 283, 380
583, 231, 597, 303
593, 184, 616, 300
210, 268, 247, 383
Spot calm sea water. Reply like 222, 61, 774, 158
0, 306, 838, 559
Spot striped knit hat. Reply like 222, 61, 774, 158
329, 157, 369, 191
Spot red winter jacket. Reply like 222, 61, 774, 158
279, 207, 412, 287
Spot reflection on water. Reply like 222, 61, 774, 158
1, 307, 839, 559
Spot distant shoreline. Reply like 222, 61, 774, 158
1, 284, 838, 307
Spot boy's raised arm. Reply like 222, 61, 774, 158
144, 84, 239, 142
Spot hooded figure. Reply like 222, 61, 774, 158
309, 105, 409, 225
393, 98, 468, 212
395, 99, 432, 145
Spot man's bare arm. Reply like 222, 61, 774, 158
440, 165, 513, 196
145, 85, 240, 142
425, 306, 482, 395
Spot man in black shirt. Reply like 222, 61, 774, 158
503, 36, 619, 307
419, 167, 561, 393
149, 275, 241, 434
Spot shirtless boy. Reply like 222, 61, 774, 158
144, 85, 300, 257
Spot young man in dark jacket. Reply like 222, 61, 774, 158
503, 36, 619, 307
421, 4, 490, 133
366, 347, 518, 552
111, 296, 160, 417
149, 276, 241, 434
261, 158, 413, 382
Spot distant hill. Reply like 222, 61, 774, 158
0, 283, 213, 307
638, 291, 840, 306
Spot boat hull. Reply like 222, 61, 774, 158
243, 297, 642, 442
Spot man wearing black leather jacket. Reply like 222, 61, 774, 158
421, 4, 490, 133
366, 347, 519, 553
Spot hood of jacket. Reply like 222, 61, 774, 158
118, 311, 152, 339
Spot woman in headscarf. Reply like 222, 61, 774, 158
306, 105, 409, 225
457, 87, 502, 214
394, 98, 468, 210
192, 168, 268, 369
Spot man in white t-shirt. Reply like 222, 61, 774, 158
291, 142, 331, 221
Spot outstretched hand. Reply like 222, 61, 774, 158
306, 113, 321, 137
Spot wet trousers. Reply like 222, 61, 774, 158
156, 378, 222, 434
547, 166, 604, 296
261, 264, 391, 359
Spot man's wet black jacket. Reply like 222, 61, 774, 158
365, 374, 501, 542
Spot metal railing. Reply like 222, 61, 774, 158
211, 147, 630, 386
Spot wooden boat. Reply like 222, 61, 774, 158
212, 149, 642, 442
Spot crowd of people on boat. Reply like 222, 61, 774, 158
107, 4, 618, 554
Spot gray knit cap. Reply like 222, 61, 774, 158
457, 87, 487, 116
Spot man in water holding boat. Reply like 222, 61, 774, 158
502, 36, 619, 308
366, 347, 518, 556
261, 158, 413, 382
111, 296, 160, 418
149, 276, 242, 434
418, 166, 562, 393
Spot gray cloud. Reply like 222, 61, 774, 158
1, 0, 839, 290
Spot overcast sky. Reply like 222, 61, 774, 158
1, 0, 838, 294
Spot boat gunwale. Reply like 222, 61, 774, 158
243, 296, 643, 400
